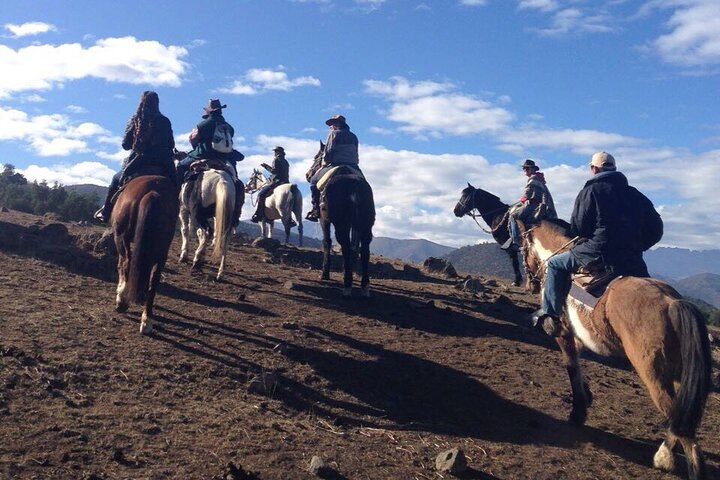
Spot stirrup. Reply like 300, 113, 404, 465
305, 210, 319, 222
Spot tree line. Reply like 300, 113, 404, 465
0, 164, 98, 222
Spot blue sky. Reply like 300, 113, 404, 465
1, 0, 718, 249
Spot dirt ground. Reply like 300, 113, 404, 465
0, 210, 718, 480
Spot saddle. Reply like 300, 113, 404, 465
569, 268, 622, 309
186, 158, 237, 182
316, 165, 365, 191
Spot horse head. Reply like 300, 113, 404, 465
245, 168, 265, 193
453, 183, 477, 217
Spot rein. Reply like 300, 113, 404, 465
522, 227, 580, 284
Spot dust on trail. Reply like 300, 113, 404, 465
0, 210, 718, 479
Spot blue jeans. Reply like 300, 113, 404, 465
509, 215, 521, 245
542, 250, 582, 317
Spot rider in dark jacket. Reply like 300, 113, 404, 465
251, 146, 291, 223
176, 99, 244, 181
532, 152, 663, 336
306, 114, 361, 221
95, 90, 175, 223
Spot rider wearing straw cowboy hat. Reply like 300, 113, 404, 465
306, 114, 362, 222
532, 152, 663, 336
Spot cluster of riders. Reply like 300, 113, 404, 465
95, 92, 361, 227
99, 91, 711, 480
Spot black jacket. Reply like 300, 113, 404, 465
268, 156, 290, 184
569, 171, 661, 276
122, 114, 174, 166
188, 112, 243, 166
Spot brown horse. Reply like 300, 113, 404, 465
311, 143, 376, 297
112, 175, 179, 334
453, 183, 523, 286
521, 219, 712, 480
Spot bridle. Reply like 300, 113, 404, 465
246, 170, 266, 207
459, 189, 514, 235
521, 226, 580, 285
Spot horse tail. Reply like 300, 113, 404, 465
668, 299, 712, 437
127, 191, 161, 304
212, 176, 233, 260
289, 184, 302, 219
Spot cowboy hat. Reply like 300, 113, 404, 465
521, 159, 539, 170
203, 99, 227, 115
272, 146, 285, 154
325, 114, 347, 126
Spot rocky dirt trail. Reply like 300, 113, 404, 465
0, 210, 718, 480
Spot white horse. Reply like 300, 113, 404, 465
179, 166, 236, 281
245, 169, 303, 246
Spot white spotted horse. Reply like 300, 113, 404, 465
453, 183, 523, 286
177, 157, 244, 281
245, 168, 304, 246
522, 219, 712, 480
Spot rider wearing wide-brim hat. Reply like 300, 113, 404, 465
305, 114, 362, 221
251, 146, 292, 224
176, 99, 245, 182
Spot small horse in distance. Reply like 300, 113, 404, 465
245, 168, 304, 246
453, 183, 523, 286
178, 159, 241, 281
522, 219, 712, 480
112, 174, 179, 334
311, 142, 375, 297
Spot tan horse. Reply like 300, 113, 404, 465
112, 175, 179, 334
521, 219, 712, 480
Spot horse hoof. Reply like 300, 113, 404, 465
179, 256, 189, 264
320, 274, 330, 281
511, 281, 520, 287
342, 288, 352, 298
568, 408, 587, 426
139, 322, 153, 335
653, 442, 675, 472
361, 287, 371, 299
115, 303, 128, 313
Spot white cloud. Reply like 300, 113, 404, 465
4, 22, 56, 38
65, 105, 87, 114
22, 94, 46, 103
220, 67, 320, 95
536, 8, 615, 36
459, 0, 489, 6
0, 106, 109, 156
518, 0, 559, 12
18, 161, 115, 186
0, 36, 189, 98
649, 0, 720, 67
365, 77, 514, 137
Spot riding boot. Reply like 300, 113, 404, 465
305, 185, 320, 222
95, 182, 119, 223
251, 196, 266, 223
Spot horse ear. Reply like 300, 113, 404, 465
320, 141, 325, 150
467, 182, 475, 189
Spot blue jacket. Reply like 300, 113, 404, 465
188, 112, 244, 166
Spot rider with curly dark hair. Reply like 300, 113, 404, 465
95, 91, 176, 223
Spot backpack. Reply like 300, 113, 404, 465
626, 186, 663, 251
211, 122, 233, 154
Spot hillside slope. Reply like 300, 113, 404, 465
0, 209, 718, 479
371, 236, 455, 263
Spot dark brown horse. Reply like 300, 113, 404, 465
112, 175, 179, 334
522, 220, 712, 480
453, 183, 523, 286
312, 143, 376, 297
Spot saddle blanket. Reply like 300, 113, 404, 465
569, 275, 623, 309
317, 165, 365, 190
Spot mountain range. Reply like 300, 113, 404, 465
67, 183, 720, 308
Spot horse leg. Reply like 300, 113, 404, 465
335, 228, 353, 297
268, 220, 275, 239
556, 331, 591, 425
297, 219, 303, 247
192, 227, 207, 270
360, 233, 371, 298
677, 436, 707, 480
216, 231, 228, 282
320, 220, 332, 281
140, 264, 161, 335
283, 216, 291, 244
114, 235, 130, 313
179, 209, 190, 263
506, 248, 522, 287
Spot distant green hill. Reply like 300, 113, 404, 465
64, 184, 107, 206
371, 237, 455, 263
670, 273, 720, 309
441, 242, 517, 279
